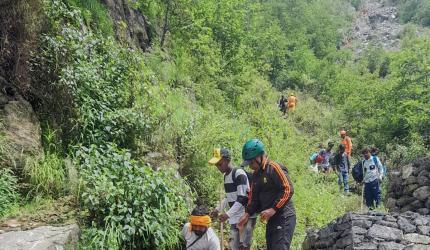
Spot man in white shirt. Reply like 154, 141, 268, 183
361, 147, 384, 209
209, 148, 256, 250
182, 205, 220, 250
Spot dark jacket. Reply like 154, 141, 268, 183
246, 159, 295, 216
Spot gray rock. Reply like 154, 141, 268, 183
367, 224, 403, 241
397, 196, 416, 207
352, 226, 368, 234
0, 224, 79, 250
403, 164, 414, 179
376, 220, 398, 228
378, 241, 406, 250
426, 199, 430, 209
398, 216, 417, 233
385, 214, 398, 222
404, 244, 430, 250
417, 175, 429, 186
414, 216, 430, 226
413, 186, 430, 201
403, 233, 430, 244
416, 208, 430, 215
335, 234, 352, 248
353, 220, 373, 229
405, 184, 420, 195
387, 198, 397, 209
417, 226, 430, 235
405, 176, 418, 185
355, 242, 378, 250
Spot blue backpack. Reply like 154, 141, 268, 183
309, 152, 319, 164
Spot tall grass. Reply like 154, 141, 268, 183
24, 153, 65, 197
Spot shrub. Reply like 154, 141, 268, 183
76, 143, 192, 249
24, 153, 65, 197
0, 168, 20, 216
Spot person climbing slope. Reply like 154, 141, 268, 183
361, 147, 384, 210
340, 130, 352, 156
287, 93, 297, 112
209, 148, 256, 250
237, 139, 296, 250
278, 95, 287, 116
182, 205, 220, 250
333, 144, 350, 195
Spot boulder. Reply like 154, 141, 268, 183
413, 186, 430, 201
367, 224, 403, 241
403, 233, 430, 244
0, 224, 79, 250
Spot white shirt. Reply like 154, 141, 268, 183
182, 223, 220, 250
363, 156, 383, 183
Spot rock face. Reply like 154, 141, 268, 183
303, 212, 430, 250
102, 0, 151, 51
387, 157, 430, 215
342, 0, 403, 54
0, 76, 43, 170
0, 224, 79, 250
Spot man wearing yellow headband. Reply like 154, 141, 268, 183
182, 205, 220, 250
209, 148, 256, 250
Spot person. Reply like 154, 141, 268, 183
209, 148, 256, 250
333, 144, 350, 194
237, 139, 296, 250
278, 95, 287, 115
287, 94, 297, 112
340, 130, 352, 156
182, 205, 220, 250
361, 148, 384, 209
318, 141, 335, 173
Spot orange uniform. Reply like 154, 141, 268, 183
287, 95, 297, 111
341, 136, 352, 156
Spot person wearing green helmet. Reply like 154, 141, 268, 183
237, 139, 296, 250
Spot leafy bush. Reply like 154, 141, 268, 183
76, 143, 192, 249
24, 153, 65, 197
0, 168, 20, 216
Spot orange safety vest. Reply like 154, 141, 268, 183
287, 96, 297, 108
341, 136, 352, 156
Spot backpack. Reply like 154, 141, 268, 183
309, 152, 319, 164
352, 156, 379, 182
230, 167, 253, 189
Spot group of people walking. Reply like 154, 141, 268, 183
278, 94, 297, 115
183, 139, 296, 250
309, 130, 386, 210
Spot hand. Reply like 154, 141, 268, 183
237, 213, 250, 229
260, 208, 276, 222
219, 213, 229, 223
210, 210, 219, 218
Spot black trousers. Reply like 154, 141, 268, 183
266, 207, 296, 250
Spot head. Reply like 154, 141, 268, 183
281, 95, 285, 99
338, 144, 346, 154
361, 148, 371, 160
340, 130, 347, 139
241, 139, 266, 171
189, 205, 211, 236
208, 148, 231, 173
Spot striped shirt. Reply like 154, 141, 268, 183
216, 167, 249, 225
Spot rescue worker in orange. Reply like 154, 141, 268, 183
340, 130, 352, 157
287, 94, 297, 112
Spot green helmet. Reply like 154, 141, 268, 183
242, 139, 265, 161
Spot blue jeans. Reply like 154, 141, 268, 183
338, 171, 349, 192
364, 179, 381, 209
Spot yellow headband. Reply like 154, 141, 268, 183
189, 215, 211, 230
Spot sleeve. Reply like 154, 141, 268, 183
270, 163, 293, 211
226, 170, 248, 218
376, 157, 384, 176
245, 176, 260, 215
182, 223, 190, 239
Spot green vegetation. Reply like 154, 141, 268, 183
1, 0, 429, 249
0, 169, 20, 216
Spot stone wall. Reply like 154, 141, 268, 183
303, 211, 430, 250
387, 157, 430, 215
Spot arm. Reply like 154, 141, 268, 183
269, 162, 293, 211
245, 177, 260, 216
215, 198, 227, 213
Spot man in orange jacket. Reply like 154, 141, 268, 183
340, 130, 352, 156
287, 94, 297, 112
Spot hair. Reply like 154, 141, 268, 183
361, 147, 370, 154
191, 205, 209, 216
338, 144, 345, 150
